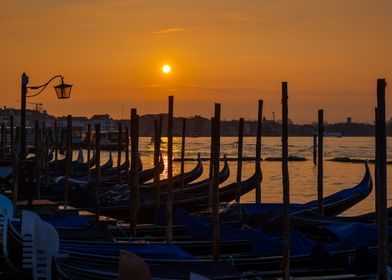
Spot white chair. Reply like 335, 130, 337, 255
21, 210, 41, 269
0, 195, 14, 256
32, 220, 59, 280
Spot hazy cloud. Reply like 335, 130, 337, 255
153, 28, 185, 34
143, 84, 264, 95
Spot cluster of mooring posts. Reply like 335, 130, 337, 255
0, 77, 389, 279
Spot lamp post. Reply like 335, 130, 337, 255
18, 73, 72, 206
20, 73, 72, 161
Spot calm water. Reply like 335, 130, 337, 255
76, 137, 392, 216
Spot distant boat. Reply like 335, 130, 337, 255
86, 131, 128, 151
312, 132, 342, 137
324, 132, 342, 137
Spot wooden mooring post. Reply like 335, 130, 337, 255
4, 122, 8, 156
282, 82, 291, 280
12, 127, 19, 212
54, 119, 59, 171
117, 122, 123, 184
130, 109, 139, 237
0, 123, 5, 159
255, 100, 263, 203
179, 118, 186, 193
236, 118, 244, 203
124, 125, 130, 183
34, 121, 41, 199
95, 123, 101, 224
313, 134, 317, 165
154, 117, 162, 209
4, 123, 7, 158
64, 115, 72, 209
376, 78, 388, 280
375, 107, 379, 224
212, 103, 221, 261
43, 123, 49, 190
208, 117, 214, 208
166, 96, 174, 244
87, 124, 91, 179
10, 116, 14, 155
317, 109, 324, 215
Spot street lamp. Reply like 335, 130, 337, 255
20, 72, 73, 161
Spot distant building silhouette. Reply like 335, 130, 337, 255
0, 107, 387, 136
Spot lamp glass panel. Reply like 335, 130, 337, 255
54, 83, 72, 99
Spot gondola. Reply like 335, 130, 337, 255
140, 154, 204, 191
104, 156, 229, 203
2, 209, 244, 280
44, 155, 115, 195
215, 161, 373, 228
93, 173, 258, 224
247, 204, 392, 236
52, 155, 153, 193
53, 242, 380, 279
72, 148, 85, 171
48, 150, 97, 177
0, 207, 383, 279
52, 219, 387, 279
72, 152, 114, 177
156, 156, 230, 197
80, 149, 97, 170
138, 155, 165, 184
96, 155, 165, 186
0, 187, 385, 280
55, 257, 244, 280
69, 157, 205, 210
0, 162, 379, 280
48, 148, 85, 173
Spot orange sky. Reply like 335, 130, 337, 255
1, 0, 391, 123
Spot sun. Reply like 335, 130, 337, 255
162, 64, 171, 74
